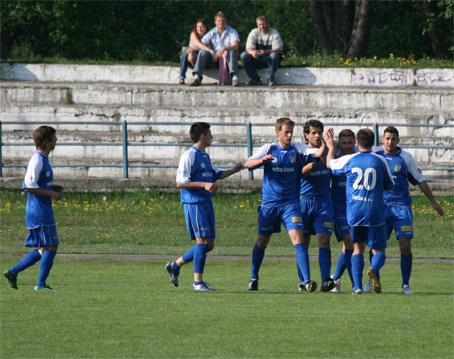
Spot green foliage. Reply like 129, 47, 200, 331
1, 0, 452, 63
0, 257, 453, 358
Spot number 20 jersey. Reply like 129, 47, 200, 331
330, 151, 394, 226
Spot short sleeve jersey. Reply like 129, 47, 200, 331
298, 146, 331, 197
202, 25, 240, 52
245, 27, 283, 52
331, 151, 394, 226
176, 146, 224, 204
22, 151, 56, 228
249, 141, 314, 207
374, 146, 425, 206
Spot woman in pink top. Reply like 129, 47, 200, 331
179, 19, 212, 84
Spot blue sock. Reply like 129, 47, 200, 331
401, 253, 412, 286
332, 250, 345, 281
295, 243, 310, 283
344, 249, 354, 286
193, 244, 209, 274
351, 254, 364, 291
11, 249, 42, 275
371, 251, 386, 274
251, 243, 265, 280
319, 247, 331, 282
37, 250, 57, 286
181, 246, 197, 264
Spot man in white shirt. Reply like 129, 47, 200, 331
241, 16, 283, 86
189, 11, 240, 87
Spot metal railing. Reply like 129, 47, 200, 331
1, 120, 453, 179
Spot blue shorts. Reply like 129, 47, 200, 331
257, 205, 304, 236
184, 201, 215, 240
334, 216, 351, 242
25, 225, 59, 248
351, 225, 387, 250
300, 196, 334, 237
385, 204, 414, 240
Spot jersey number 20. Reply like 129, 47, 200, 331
352, 167, 377, 190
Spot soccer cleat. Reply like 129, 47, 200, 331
363, 279, 373, 292
165, 262, 180, 287
248, 279, 258, 291
330, 278, 341, 293
192, 282, 216, 291
367, 268, 382, 294
34, 284, 54, 291
3, 269, 18, 289
352, 288, 363, 295
402, 284, 414, 294
305, 280, 318, 292
298, 282, 307, 292
321, 277, 336, 292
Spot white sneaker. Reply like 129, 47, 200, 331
330, 278, 341, 292
402, 284, 414, 294
363, 279, 373, 292
352, 288, 363, 295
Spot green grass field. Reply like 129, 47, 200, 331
1, 191, 453, 358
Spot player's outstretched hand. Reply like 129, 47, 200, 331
53, 185, 64, 193
233, 163, 245, 172
261, 154, 274, 164
433, 202, 444, 217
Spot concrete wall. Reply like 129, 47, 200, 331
2, 62, 454, 88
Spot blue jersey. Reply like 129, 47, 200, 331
299, 146, 331, 196
249, 141, 314, 207
331, 151, 394, 226
374, 146, 425, 206
176, 146, 223, 204
22, 151, 56, 229
331, 147, 358, 215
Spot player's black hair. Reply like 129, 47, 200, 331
33, 126, 56, 149
338, 129, 355, 140
356, 128, 375, 148
190, 122, 210, 143
303, 120, 324, 134
383, 126, 399, 137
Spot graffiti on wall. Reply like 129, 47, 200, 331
354, 69, 453, 87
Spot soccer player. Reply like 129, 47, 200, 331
3, 126, 63, 291
246, 117, 326, 292
297, 120, 335, 292
165, 122, 244, 291
363, 126, 444, 294
329, 129, 356, 292
326, 128, 394, 294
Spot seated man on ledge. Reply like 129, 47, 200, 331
189, 11, 240, 87
241, 15, 283, 87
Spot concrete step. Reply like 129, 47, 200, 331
2, 81, 453, 113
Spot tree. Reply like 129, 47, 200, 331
308, 0, 374, 58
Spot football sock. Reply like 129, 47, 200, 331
401, 253, 413, 286
182, 246, 197, 264
295, 243, 310, 283
332, 250, 345, 281
251, 243, 265, 280
193, 243, 209, 274
371, 251, 386, 274
344, 249, 354, 286
351, 254, 364, 291
11, 249, 42, 275
319, 247, 331, 282
36, 250, 57, 286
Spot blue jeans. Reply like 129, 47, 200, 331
192, 49, 239, 79
240, 52, 281, 81
179, 50, 199, 79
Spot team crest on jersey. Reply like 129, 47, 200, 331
46, 171, 51, 177
394, 164, 401, 172
290, 156, 296, 163
201, 163, 206, 169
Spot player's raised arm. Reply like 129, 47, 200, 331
324, 128, 336, 169
219, 162, 245, 179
